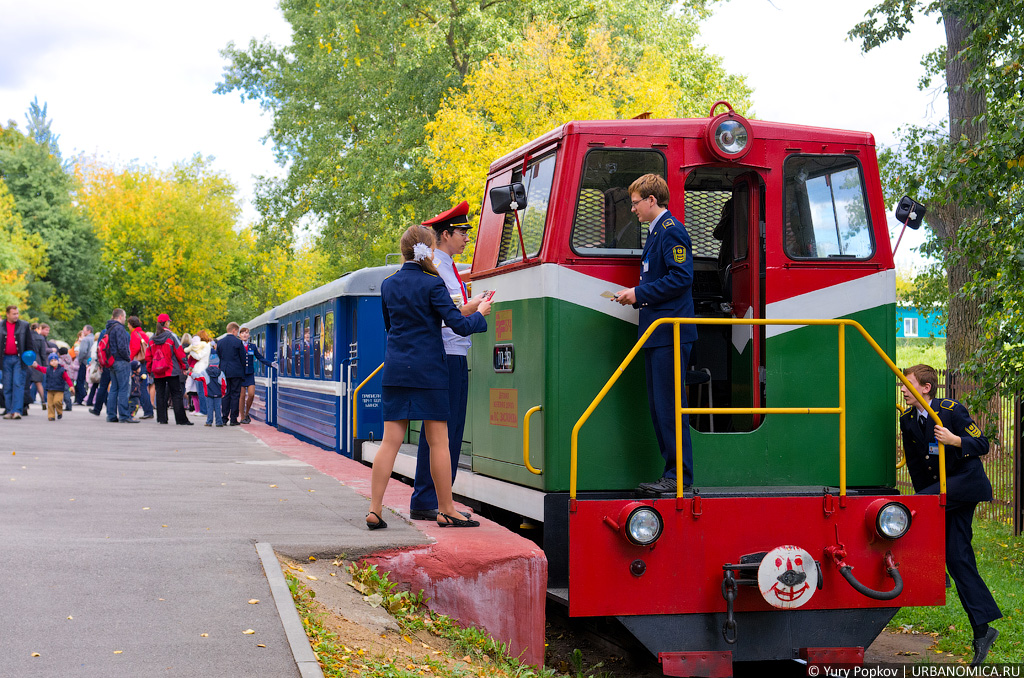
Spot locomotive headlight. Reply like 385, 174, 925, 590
875, 502, 912, 540
714, 119, 748, 156
624, 506, 663, 546
703, 102, 754, 162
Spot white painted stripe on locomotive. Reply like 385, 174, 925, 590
277, 377, 347, 397
481, 263, 640, 324
764, 269, 896, 338
361, 441, 546, 522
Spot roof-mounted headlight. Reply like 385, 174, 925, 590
704, 101, 753, 162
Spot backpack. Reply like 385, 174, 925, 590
150, 342, 172, 376
97, 334, 115, 368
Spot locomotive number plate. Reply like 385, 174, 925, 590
493, 343, 514, 373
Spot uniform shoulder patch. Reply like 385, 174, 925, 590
901, 406, 914, 417
966, 423, 983, 438
672, 245, 688, 264
939, 399, 956, 410
663, 218, 676, 228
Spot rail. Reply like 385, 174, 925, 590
523, 405, 544, 475
569, 317, 946, 509
351, 362, 384, 443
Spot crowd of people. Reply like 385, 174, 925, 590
1, 304, 275, 426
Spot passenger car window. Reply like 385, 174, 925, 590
313, 315, 322, 378
497, 154, 555, 264
783, 156, 873, 260
323, 312, 334, 380
570, 150, 666, 256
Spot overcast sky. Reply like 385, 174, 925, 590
0, 0, 945, 268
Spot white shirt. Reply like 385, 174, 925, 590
433, 248, 472, 356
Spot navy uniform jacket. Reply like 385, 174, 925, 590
381, 262, 486, 388
899, 398, 992, 503
633, 210, 696, 347
243, 342, 271, 375
218, 334, 246, 379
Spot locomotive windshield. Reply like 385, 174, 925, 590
570, 149, 666, 256
783, 155, 874, 260
497, 154, 556, 265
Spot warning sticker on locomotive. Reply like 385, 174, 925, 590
757, 545, 818, 609
489, 388, 518, 427
495, 310, 513, 341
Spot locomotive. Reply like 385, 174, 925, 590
247, 102, 946, 675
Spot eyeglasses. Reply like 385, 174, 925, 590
631, 196, 652, 207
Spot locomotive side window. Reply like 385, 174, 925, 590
497, 154, 555, 265
569, 150, 666, 256
783, 156, 873, 260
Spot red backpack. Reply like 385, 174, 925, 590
150, 342, 172, 377
97, 334, 115, 368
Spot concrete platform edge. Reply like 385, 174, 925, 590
256, 541, 326, 678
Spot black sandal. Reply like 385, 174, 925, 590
437, 511, 480, 528
366, 511, 388, 530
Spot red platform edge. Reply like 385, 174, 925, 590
243, 422, 547, 667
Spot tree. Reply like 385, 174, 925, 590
0, 114, 102, 338
425, 18, 751, 261
77, 155, 242, 332
850, 2, 1024, 395
0, 180, 48, 309
216, 0, 736, 276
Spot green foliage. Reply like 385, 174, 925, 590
77, 155, 242, 332
216, 0, 748, 277
889, 518, 1024, 663
849, 1, 1024, 402
0, 117, 102, 338
896, 337, 947, 370
0, 180, 48, 309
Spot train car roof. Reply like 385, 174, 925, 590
274, 264, 403, 318
487, 117, 876, 174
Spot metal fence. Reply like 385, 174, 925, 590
895, 369, 1023, 535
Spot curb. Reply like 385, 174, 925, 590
256, 542, 325, 678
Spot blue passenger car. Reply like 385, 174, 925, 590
245, 264, 398, 457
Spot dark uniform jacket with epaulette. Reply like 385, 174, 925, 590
899, 397, 992, 503
632, 210, 696, 347
380, 262, 487, 388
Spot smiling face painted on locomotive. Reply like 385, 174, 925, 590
465, 106, 945, 666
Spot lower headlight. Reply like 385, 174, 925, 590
626, 506, 663, 546
876, 502, 912, 539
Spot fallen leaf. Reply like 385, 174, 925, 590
142, 507, 150, 511
257, 644, 266, 648
161, 525, 168, 528
200, 633, 209, 637
248, 599, 260, 605
403, 636, 414, 644
31, 653, 40, 657
307, 575, 318, 581
308, 489, 315, 492
309, 556, 317, 561
113, 650, 122, 654
330, 572, 336, 577
269, 484, 277, 488
243, 629, 255, 635
67, 616, 72, 620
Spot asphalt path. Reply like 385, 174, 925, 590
0, 401, 426, 677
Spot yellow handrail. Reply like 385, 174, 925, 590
895, 405, 907, 469
351, 362, 384, 439
569, 317, 945, 505
523, 405, 544, 475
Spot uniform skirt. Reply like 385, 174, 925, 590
382, 385, 449, 422
242, 373, 256, 387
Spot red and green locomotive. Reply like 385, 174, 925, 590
456, 102, 945, 673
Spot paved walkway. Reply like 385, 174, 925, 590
0, 404, 427, 677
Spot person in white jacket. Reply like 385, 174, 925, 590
184, 332, 212, 414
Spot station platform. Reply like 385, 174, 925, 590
0, 405, 545, 677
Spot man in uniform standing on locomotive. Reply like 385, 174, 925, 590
614, 173, 695, 494
899, 364, 1001, 665
409, 201, 491, 520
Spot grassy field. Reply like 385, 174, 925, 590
896, 338, 947, 370
889, 518, 1023, 662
